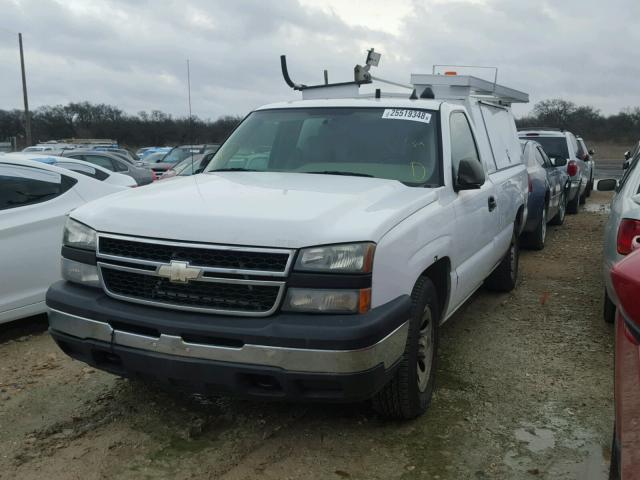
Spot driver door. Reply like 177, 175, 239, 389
450, 111, 499, 307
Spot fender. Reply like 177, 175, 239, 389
372, 195, 454, 309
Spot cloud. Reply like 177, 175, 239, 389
0, 0, 637, 118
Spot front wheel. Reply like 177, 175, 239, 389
522, 206, 547, 250
373, 277, 439, 420
610, 426, 620, 480
485, 228, 520, 292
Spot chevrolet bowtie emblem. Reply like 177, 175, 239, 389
157, 260, 202, 284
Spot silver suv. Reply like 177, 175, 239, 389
598, 148, 640, 322
518, 129, 589, 214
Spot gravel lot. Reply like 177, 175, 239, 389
0, 191, 614, 480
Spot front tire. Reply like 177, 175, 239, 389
373, 277, 439, 420
610, 427, 620, 480
522, 206, 547, 250
485, 228, 520, 292
604, 288, 616, 324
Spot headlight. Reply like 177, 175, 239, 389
63, 218, 97, 251
295, 243, 375, 273
61, 258, 100, 287
283, 288, 371, 314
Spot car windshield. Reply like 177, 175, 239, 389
205, 108, 441, 186
174, 155, 204, 175
162, 148, 194, 164
524, 136, 569, 160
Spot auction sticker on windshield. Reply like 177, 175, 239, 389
382, 109, 431, 124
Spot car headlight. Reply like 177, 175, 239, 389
294, 242, 375, 273
283, 288, 371, 314
63, 218, 97, 251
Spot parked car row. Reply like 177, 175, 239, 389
580, 139, 640, 478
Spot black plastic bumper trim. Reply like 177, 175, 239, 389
50, 330, 398, 402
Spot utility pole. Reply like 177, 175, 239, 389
18, 33, 32, 147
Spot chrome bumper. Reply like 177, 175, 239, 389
48, 309, 408, 374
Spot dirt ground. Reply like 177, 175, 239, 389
0, 191, 615, 480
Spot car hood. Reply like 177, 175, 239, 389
71, 172, 438, 248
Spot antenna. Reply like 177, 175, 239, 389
187, 59, 194, 174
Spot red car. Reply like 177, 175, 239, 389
611, 238, 640, 478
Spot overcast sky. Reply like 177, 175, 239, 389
1, 0, 639, 119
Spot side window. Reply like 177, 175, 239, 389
567, 134, 579, 159
84, 155, 116, 171
56, 162, 109, 181
450, 112, 481, 176
0, 165, 76, 211
618, 155, 640, 193
111, 159, 128, 172
534, 148, 546, 167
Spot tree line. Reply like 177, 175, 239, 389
0, 102, 242, 149
1, 99, 639, 149
516, 99, 640, 144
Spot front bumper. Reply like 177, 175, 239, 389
46, 281, 411, 401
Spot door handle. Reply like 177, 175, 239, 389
488, 196, 497, 212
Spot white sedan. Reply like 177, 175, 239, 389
0, 157, 129, 323
4, 153, 137, 188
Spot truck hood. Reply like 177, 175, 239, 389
72, 172, 438, 248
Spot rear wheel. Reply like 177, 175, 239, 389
604, 288, 616, 324
550, 191, 567, 226
567, 184, 581, 214
485, 228, 520, 292
372, 277, 439, 420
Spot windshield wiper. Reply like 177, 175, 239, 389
306, 170, 374, 178
209, 168, 259, 172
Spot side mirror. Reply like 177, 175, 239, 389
597, 178, 617, 191
624, 151, 631, 160
550, 157, 567, 167
588, 149, 595, 156
455, 158, 485, 190
623, 160, 631, 170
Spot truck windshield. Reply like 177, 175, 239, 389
205, 108, 441, 186
526, 136, 569, 160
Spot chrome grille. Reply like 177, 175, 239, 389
99, 235, 290, 275
96, 234, 294, 316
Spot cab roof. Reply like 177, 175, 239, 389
256, 98, 444, 111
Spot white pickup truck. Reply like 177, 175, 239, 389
47, 57, 528, 419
